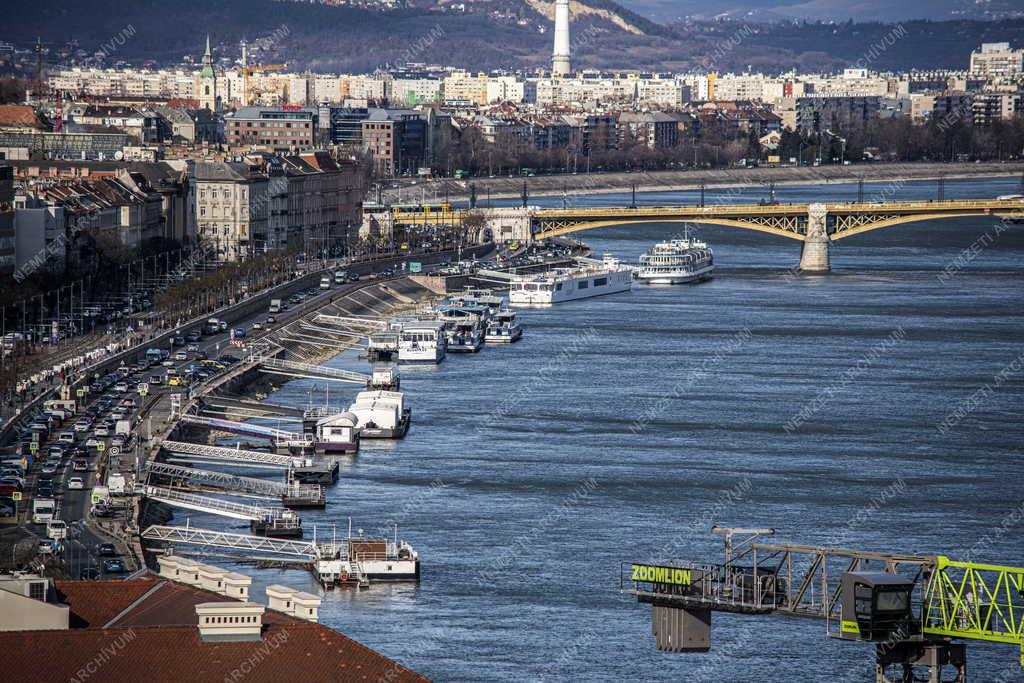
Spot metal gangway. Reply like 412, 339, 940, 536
178, 413, 299, 441
142, 524, 320, 559
144, 485, 291, 523
160, 440, 299, 469
257, 357, 369, 384
312, 313, 387, 330
144, 461, 319, 501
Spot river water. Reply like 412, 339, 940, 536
199, 176, 1022, 681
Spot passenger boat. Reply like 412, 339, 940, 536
347, 390, 411, 439
308, 411, 359, 455
484, 310, 523, 343
635, 234, 714, 285
447, 321, 485, 352
315, 525, 420, 585
450, 289, 505, 311
508, 255, 632, 305
397, 321, 447, 364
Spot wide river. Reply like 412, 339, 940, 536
201, 176, 1023, 681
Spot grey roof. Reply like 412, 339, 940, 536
191, 161, 261, 182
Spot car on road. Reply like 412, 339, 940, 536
187, 343, 200, 352
58, 431, 77, 445
113, 382, 129, 393
84, 437, 102, 449
186, 331, 202, 343
93, 426, 110, 438
79, 567, 101, 580
149, 375, 163, 385
73, 420, 91, 433
72, 459, 88, 472
38, 539, 56, 555
168, 376, 186, 387
40, 462, 59, 475
252, 321, 263, 330
266, 315, 277, 324
233, 327, 246, 338
174, 351, 188, 361
67, 476, 85, 490
96, 542, 117, 556
102, 558, 126, 573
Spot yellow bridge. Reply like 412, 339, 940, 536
531, 199, 1024, 242
371, 198, 1024, 273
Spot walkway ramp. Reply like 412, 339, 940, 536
160, 440, 299, 469
142, 524, 317, 558
144, 485, 288, 523
144, 461, 320, 501
258, 357, 369, 384
178, 414, 299, 442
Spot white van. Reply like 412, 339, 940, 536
319, 276, 332, 290
46, 519, 68, 540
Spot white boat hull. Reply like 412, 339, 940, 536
636, 264, 715, 285
398, 346, 445, 364
510, 278, 631, 305
484, 327, 522, 343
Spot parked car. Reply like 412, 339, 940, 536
96, 542, 117, 557
102, 558, 127, 573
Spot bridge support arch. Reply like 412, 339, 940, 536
799, 203, 830, 273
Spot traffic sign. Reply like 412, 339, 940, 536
12, 492, 21, 501
29, 442, 38, 453
109, 446, 121, 456
96, 442, 106, 452
76, 389, 86, 397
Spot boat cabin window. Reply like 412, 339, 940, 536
578, 280, 589, 289
593, 277, 607, 287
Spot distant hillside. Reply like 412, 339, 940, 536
619, 0, 1024, 22
5, 0, 1024, 74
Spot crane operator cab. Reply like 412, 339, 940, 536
839, 571, 917, 642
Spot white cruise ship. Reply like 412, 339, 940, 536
635, 235, 714, 285
509, 255, 632, 305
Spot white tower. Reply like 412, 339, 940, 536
552, 0, 571, 77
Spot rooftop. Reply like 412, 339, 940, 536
0, 575, 429, 683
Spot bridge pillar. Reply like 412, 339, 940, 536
799, 203, 830, 273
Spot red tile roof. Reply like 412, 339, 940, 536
54, 578, 164, 627
0, 104, 47, 130
0, 623, 429, 683
16, 577, 431, 683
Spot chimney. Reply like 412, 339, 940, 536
552, 0, 572, 77
222, 572, 253, 600
159, 556, 202, 586
265, 584, 321, 622
195, 602, 265, 642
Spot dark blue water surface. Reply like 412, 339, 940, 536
193, 176, 1022, 682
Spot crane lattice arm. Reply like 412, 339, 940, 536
923, 556, 1024, 665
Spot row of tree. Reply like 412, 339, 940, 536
419, 116, 1024, 178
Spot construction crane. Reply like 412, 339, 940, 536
232, 63, 287, 106
621, 528, 1024, 682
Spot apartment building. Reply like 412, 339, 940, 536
970, 43, 1024, 78
225, 106, 318, 151
190, 160, 270, 260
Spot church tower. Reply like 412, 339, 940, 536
197, 35, 218, 111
